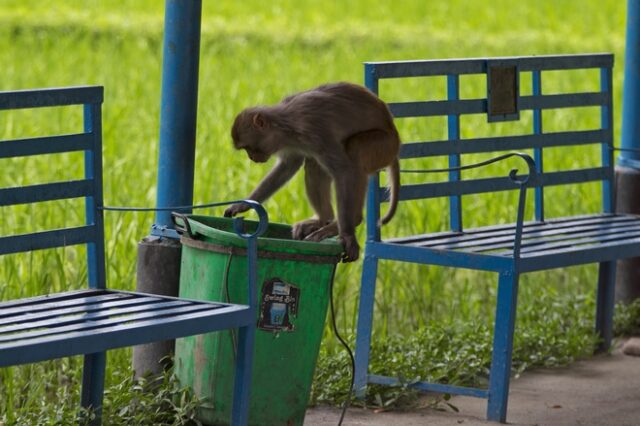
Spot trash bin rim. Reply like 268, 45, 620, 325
177, 214, 344, 257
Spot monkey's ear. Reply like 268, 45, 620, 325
252, 113, 269, 129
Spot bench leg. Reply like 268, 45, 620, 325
354, 252, 379, 399
81, 351, 106, 426
231, 324, 256, 426
595, 261, 616, 352
487, 270, 520, 423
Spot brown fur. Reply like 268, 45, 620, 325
224, 82, 401, 262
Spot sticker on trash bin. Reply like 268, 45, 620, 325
258, 278, 300, 332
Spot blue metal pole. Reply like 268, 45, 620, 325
133, 0, 203, 378
615, 0, 640, 304
153, 0, 202, 236
620, 0, 640, 168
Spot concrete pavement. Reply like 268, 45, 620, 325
306, 344, 640, 426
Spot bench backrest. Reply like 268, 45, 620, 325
365, 54, 614, 238
0, 86, 106, 289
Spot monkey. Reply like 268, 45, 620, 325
224, 82, 400, 262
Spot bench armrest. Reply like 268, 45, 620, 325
402, 152, 538, 259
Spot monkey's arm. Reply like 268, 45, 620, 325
224, 154, 304, 217
248, 154, 304, 201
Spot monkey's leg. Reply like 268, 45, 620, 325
306, 167, 367, 262
292, 158, 335, 239
305, 167, 367, 246
306, 130, 397, 261
335, 169, 367, 262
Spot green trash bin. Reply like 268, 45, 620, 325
174, 215, 342, 426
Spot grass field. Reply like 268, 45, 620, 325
0, 1, 632, 423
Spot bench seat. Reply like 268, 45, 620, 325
0, 289, 252, 368
377, 213, 640, 272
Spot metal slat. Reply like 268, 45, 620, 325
432, 220, 640, 252
0, 179, 94, 206
0, 292, 134, 317
399, 130, 608, 159
447, 74, 463, 232
0, 300, 193, 335
520, 92, 608, 110
388, 93, 607, 119
0, 303, 224, 344
0, 133, 92, 158
392, 177, 515, 201
0, 289, 105, 309
469, 223, 640, 254
500, 227, 640, 257
367, 240, 512, 272
386, 168, 609, 201
0, 304, 252, 367
0, 226, 97, 255
368, 374, 488, 399
522, 228, 640, 256
520, 238, 640, 273
384, 213, 623, 245
532, 70, 545, 221
389, 99, 484, 118
0, 86, 103, 110
491, 219, 640, 252
367, 54, 613, 78
531, 168, 610, 188
0, 295, 164, 326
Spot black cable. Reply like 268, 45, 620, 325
223, 251, 238, 360
399, 151, 535, 175
329, 270, 356, 426
612, 146, 640, 153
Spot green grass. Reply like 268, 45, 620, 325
0, 0, 634, 421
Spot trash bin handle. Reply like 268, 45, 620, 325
230, 200, 269, 240
170, 199, 269, 240
172, 212, 196, 238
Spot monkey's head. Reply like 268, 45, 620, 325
231, 108, 281, 163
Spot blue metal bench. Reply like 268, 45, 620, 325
353, 53, 640, 422
0, 86, 263, 426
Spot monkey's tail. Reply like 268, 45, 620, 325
379, 157, 400, 226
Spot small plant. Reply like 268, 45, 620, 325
0, 361, 201, 426
613, 299, 640, 337
100, 368, 202, 426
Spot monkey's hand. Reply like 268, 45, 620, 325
339, 234, 360, 262
223, 203, 251, 217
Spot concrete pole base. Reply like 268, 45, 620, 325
615, 166, 640, 303
132, 236, 182, 378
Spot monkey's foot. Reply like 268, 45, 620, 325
304, 221, 339, 242
303, 222, 359, 262
292, 219, 326, 240
339, 234, 360, 262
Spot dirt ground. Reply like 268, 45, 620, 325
305, 345, 640, 426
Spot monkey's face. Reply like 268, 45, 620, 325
244, 146, 271, 163
231, 110, 276, 163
